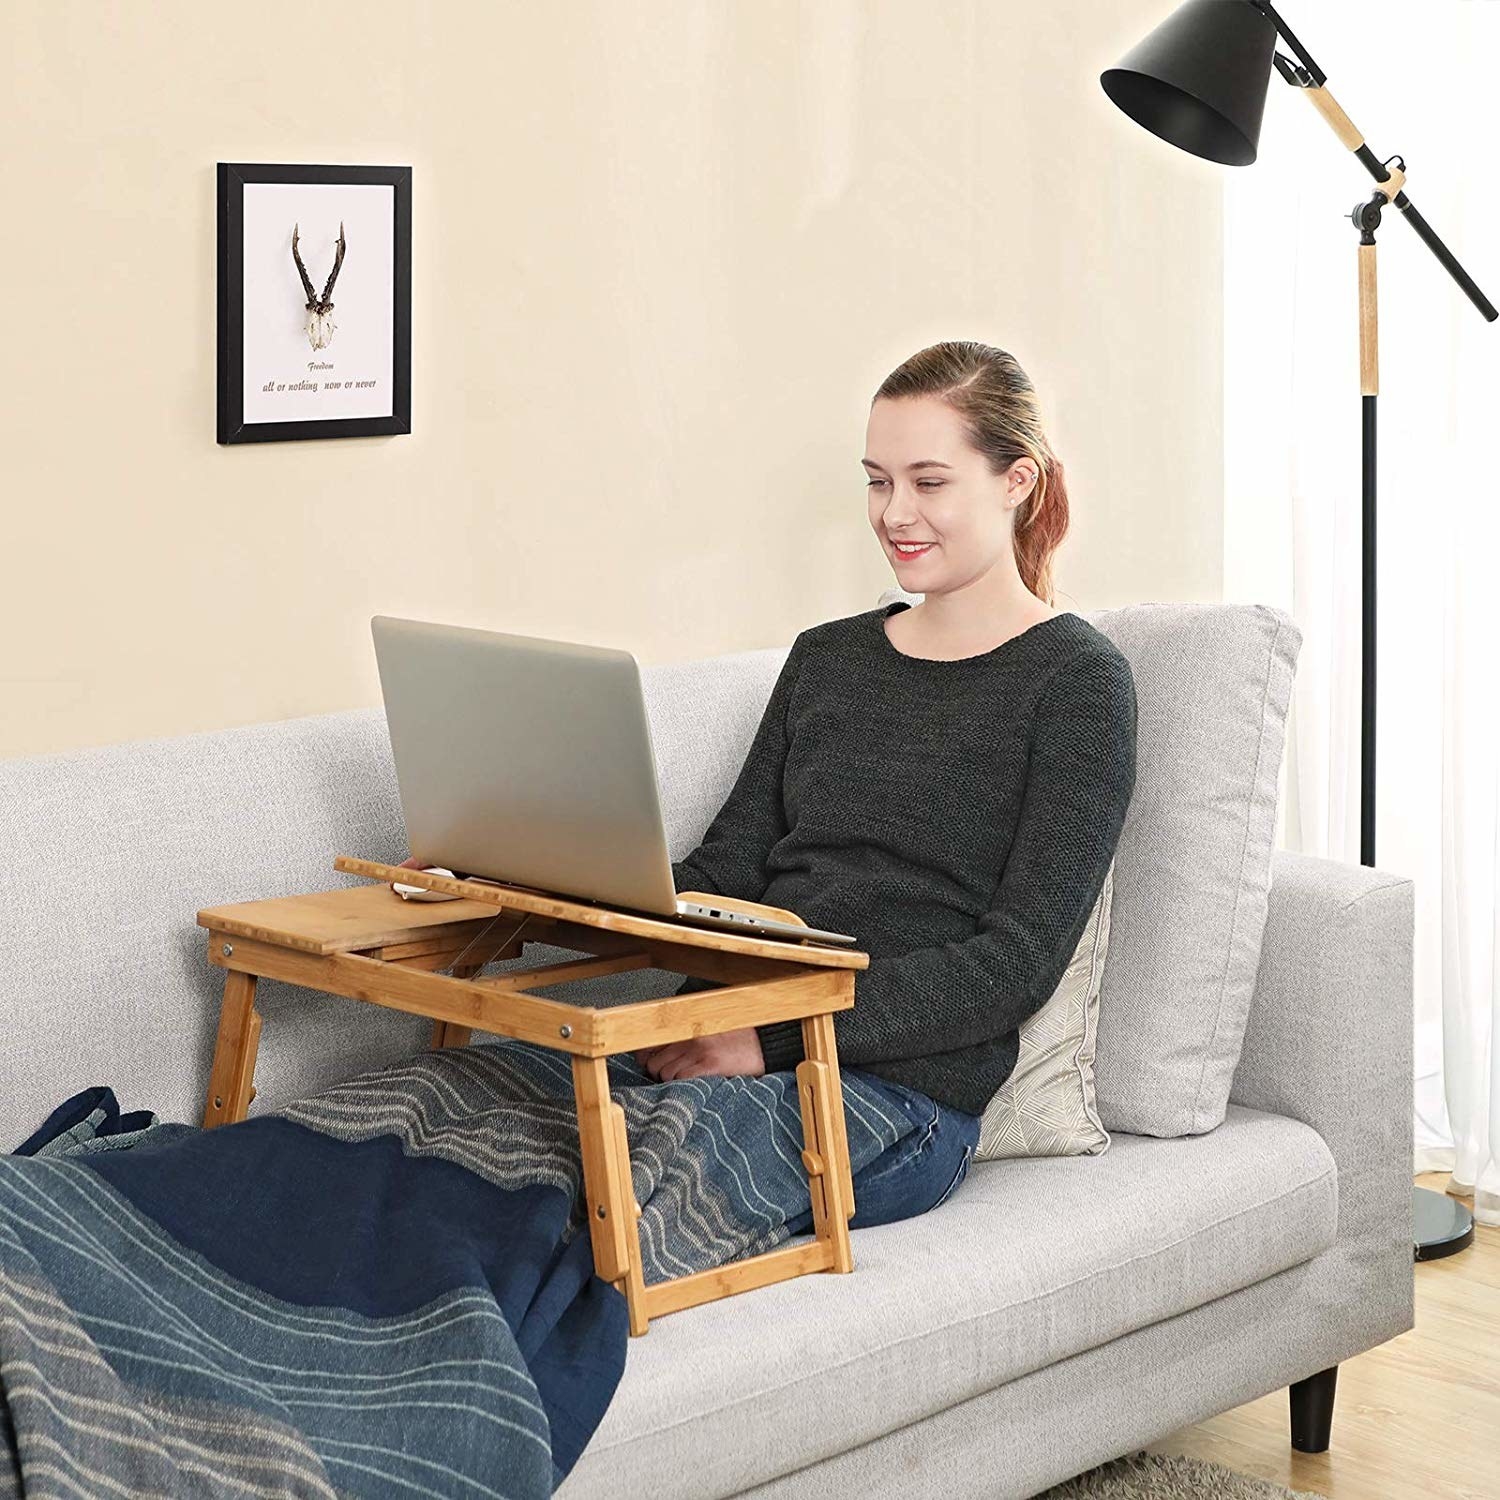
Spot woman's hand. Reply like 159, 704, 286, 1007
635, 1028, 767, 1081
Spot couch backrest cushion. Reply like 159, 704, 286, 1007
1084, 602, 1302, 1136
0, 659, 783, 1144
1, 710, 412, 1141
882, 590, 1302, 1138
720, 596, 1303, 1140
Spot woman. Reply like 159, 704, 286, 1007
533, 340, 1136, 1231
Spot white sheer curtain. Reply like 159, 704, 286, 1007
1223, 0, 1499, 1224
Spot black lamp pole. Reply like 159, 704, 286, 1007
1100, 0, 1495, 1277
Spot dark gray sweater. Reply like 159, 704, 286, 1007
670, 601, 1137, 1118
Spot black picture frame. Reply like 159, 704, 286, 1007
217, 162, 411, 444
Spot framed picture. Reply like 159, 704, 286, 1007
217, 162, 411, 444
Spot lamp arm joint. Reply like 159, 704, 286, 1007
1247, 0, 1329, 87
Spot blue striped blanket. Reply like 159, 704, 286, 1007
0, 1039, 919, 1497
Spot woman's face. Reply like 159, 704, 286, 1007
863, 395, 1033, 593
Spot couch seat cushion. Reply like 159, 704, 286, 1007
559, 1103, 1336, 1499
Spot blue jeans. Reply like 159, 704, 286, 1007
786, 1074, 982, 1235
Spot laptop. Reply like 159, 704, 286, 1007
369, 614, 859, 947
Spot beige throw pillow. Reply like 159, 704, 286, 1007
974, 861, 1115, 1161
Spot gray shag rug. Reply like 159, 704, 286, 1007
1033, 1450, 1326, 1498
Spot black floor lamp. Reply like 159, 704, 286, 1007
1099, 0, 1495, 1264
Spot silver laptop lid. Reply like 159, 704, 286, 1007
370, 614, 681, 917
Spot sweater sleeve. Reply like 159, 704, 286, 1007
670, 631, 810, 903
753, 646, 1138, 1073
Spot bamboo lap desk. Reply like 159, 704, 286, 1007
196, 856, 865, 1336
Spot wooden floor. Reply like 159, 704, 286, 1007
1144, 1171, 1498, 1499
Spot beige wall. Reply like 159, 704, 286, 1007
2, 0, 1223, 760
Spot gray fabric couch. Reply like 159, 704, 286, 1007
0, 609, 1414, 1499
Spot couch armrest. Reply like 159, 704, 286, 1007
1230, 848, 1415, 1343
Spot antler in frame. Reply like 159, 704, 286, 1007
319, 222, 347, 305
291, 220, 347, 351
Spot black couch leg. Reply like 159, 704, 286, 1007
1289, 1364, 1338, 1453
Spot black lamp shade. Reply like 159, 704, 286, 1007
1100, 0, 1278, 166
